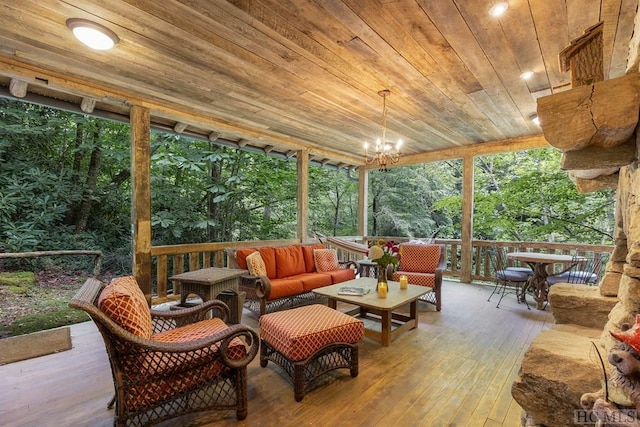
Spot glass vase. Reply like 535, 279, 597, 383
376, 265, 387, 291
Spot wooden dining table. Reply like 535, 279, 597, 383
506, 252, 584, 310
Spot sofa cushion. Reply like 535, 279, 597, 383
235, 247, 277, 278
297, 272, 333, 292
246, 251, 267, 276
98, 276, 152, 338
234, 248, 256, 270
323, 268, 356, 284
302, 243, 326, 273
392, 271, 436, 288
399, 244, 442, 273
267, 277, 305, 300
257, 247, 277, 278
274, 245, 306, 278
314, 248, 341, 272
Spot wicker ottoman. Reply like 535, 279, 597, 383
259, 304, 364, 401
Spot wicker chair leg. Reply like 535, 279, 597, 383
350, 345, 359, 377
293, 364, 305, 402
260, 341, 268, 367
236, 369, 249, 420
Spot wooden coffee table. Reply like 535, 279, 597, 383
313, 278, 431, 346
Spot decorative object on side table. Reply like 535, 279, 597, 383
399, 274, 408, 290
377, 281, 388, 298
367, 240, 399, 292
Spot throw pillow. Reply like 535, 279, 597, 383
313, 248, 340, 272
246, 251, 267, 276
98, 276, 152, 338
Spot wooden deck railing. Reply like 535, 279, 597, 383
442, 239, 613, 282
150, 237, 614, 304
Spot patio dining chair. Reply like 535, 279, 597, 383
546, 254, 600, 286
487, 248, 532, 309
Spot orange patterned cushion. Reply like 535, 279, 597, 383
399, 244, 442, 273
392, 271, 436, 288
313, 249, 340, 272
153, 318, 246, 359
98, 276, 152, 338
124, 318, 247, 411
246, 251, 267, 276
302, 243, 326, 273
260, 304, 364, 361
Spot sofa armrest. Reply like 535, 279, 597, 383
254, 275, 272, 299
340, 260, 358, 272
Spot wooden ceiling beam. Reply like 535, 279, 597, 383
0, 57, 363, 165
375, 135, 550, 168
0, 60, 553, 169
538, 74, 640, 151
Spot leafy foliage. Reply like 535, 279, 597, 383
0, 98, 615, 278
436, 150, 614, 243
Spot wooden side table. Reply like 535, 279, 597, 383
357, 259, 379, 278
169, 267, 248, 323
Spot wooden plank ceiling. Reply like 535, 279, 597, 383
0, 0, 635, 169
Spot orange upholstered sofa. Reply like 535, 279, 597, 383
226, 243, 357, 316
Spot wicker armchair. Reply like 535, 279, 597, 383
391, 243, 446, 311
69, 277, 260, 427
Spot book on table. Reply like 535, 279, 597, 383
338, 286, 370, 296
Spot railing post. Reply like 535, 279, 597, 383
460, 155, 474, 283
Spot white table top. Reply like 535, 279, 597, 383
507, 252, 582, 264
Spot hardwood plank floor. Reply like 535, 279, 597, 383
0, 280, 553, 427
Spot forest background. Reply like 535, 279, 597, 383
0, 98, 615, 336
0, 98, 615, 274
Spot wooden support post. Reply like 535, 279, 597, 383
297, 149, 309, 241
460, 155, 474, 283
358, 167, 368, 237
130, 105, 152, 304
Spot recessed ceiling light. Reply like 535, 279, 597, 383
530, 114, 540, 126
489, 2, 509, 17
520, 71, 534, 80
66, 18, 119, 50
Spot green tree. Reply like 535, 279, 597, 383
368, 161, 460, 238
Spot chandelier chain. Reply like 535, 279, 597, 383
363, 89, 402, 172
